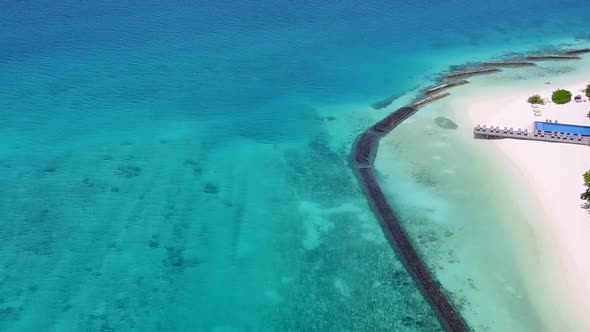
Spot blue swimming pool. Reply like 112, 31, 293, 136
534, 121, 590, 136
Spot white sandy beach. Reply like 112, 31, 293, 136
458, 69, 590, 330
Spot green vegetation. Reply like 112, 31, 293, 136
581, 171, 590, 203
527, 94, 544, 105
551, 89, 572, 104
585, 84, 590, 99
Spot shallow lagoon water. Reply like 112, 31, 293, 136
2, 0, 590, 330
375, 103, 545, 331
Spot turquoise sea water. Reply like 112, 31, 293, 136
2, 1, 590, 331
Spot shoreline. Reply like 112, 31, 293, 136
456, 62, 590, 330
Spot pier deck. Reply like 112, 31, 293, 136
474, 125, 589, 145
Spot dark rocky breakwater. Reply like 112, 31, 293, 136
412, 92, 451, 107
446, 68, 501, 79
425, 80, 469, 95
527, 55, 580, 61
566, 48, 590, 55
350, 106, 470, 332
480, 61, 536, 67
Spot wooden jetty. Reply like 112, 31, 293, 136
526, 55, 581, 61
446, 68, 501, 79
480, 61, 536, 67
351, 106, 470, 332
565, 48, 590, 55
473, 125, 589, 145
412, 92, 450, 108
424, 80, 468, 95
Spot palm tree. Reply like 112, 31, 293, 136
582, 171, 590, 202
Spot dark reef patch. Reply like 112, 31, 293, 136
413, 169, 438, 187
434, 117, 458, 130
117, 165, 142, 178
371, 93, 402, 110
41, 166, 57, 174
184, 159, 202, 176
203, 183, 218, 194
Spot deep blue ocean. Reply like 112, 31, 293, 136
1, 1, 589, 331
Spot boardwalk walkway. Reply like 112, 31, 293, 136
473, 125, 589, 145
